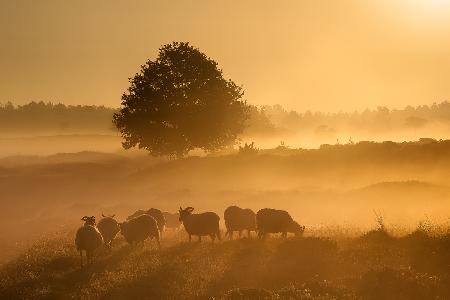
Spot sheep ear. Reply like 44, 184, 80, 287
111, 214, 115, 218
179, 206, 183, 211
102, 213, 106, 218
81, 216, 88, 221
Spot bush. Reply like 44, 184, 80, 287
238, 142, 259, 155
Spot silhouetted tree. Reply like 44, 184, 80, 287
113, 42, 249, 157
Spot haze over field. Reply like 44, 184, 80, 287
3, 101, 450, 155
1, 1, 450, 299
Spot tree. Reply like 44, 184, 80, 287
113, 42, 249, 157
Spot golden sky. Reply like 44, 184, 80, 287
1, 0, 450, 112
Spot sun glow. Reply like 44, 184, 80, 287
420, 0, 450, 7
380, 0, 450, 29
409, 0, 450, 13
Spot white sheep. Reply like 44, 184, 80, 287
75, 216, 104, 267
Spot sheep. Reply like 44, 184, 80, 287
224, 206, 257, 239
119, 214, 160, 248
127, 208, 165, 235
178, 206, 221, 242
146, 208, 165, 235
256, 208, 305, 239
75, 216, 104, 267
163, 211, 181, 230
127, 209, 147, 220
97, 214, 120, 249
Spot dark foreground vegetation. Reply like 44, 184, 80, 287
1, 225, 450, 299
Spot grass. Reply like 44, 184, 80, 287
2, 143, 450, 299
1, 227, 450, 300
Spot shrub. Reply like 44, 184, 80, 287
238, 142, 259, 155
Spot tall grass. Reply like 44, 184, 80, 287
1, 225, 450, 299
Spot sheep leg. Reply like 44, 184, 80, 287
198, 235, 202, 242
210, 234, 216, 243
217, 230, 221, 241
79, 250, 83, 268
282, 232, 287, 238
248, 230, 251, 239
188, 234, 191, 242
156, 237, 161, 249
258, 231, 267, 240
228, 231, 233, 240
238, 231, 242, 239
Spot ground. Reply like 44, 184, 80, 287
1, 227, 449, 299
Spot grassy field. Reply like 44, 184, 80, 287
1, 225, 450, 299
1, 140, 450, 298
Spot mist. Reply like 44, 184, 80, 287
2, 2, 450, 298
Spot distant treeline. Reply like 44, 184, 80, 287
0, 101, 275, 136
0, 101, 117, 135
2, 101, 450, 138
255, 101, 450, 137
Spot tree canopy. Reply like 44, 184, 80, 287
113, 42, 249, 157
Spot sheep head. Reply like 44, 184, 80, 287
118, 222, 128, 234
290, 221, 305, 237
81, 216, 96, 226
179, 206, 194, 222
